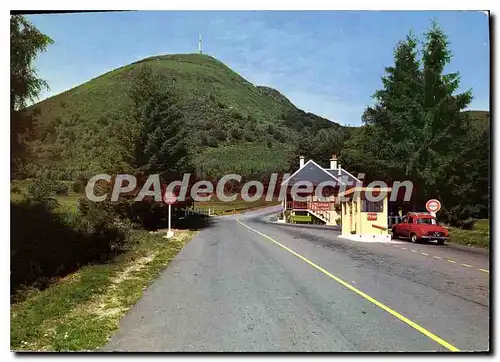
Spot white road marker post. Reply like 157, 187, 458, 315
167, 204, 173, 238
163, 192, 177, 239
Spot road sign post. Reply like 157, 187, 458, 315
425, 199, 441, 217
163, 192, 177, 239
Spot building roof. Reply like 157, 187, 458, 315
325, 169, 361, 187
281, 159, 361, 187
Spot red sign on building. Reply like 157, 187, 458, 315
367, 212, 377, 221
314, 202, 331, 211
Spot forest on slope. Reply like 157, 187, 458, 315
14, 20, 489, 223
21, 53, 344, 181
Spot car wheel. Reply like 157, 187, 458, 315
391, 229, 397, 239
410, 233, 419, 243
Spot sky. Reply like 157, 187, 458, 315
27, 11, 490, 126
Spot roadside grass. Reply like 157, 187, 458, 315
11, 229, 196, 351
447, 219, 489, 249
55, 193, 82, 213
194, 197, 280, 215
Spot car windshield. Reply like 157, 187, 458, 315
417, 218, 437, 225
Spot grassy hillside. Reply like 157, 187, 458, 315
21, 53, 489, 182
25, 53, 342, 180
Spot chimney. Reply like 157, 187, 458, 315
299, 156, 305, 169
330, 154, 338, 170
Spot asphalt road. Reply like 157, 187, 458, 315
103, 206, 490, 352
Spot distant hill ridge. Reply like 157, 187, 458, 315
26, 53, 341, 180
25, 53, 489, 181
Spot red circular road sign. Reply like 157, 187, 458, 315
163, 192, 177, 205
426, 199, 441, 213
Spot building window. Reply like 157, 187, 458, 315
362, 199, 383, 212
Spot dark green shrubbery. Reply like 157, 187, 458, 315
11, 174, 210, 295
24, 179, 69, 206
84, 194, 176, 231
72, 176, 88, 193
11, 200, 127, 294
11, 184, 21, 194
26, 178, 59, 211
53, 182, 69, 196
441, 204, 480, 230
11, 177, 128, 295
459, 219, 476, 230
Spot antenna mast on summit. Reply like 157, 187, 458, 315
199, 34, 202, 54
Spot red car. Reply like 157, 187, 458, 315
392, 212, 449, 245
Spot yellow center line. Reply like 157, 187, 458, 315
383, 238, 487, 275
236, 219, 460, 352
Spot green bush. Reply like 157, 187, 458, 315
72, 176, 87, 193
10, 175, 132, 294
11, 201, 127, 294
78, 176, 197, 231
441, 204, 480, 229
11, 185, 21, 194
213, 129, 227, 141
26, 178, 58, 211
459, 218, 476, 230
230, 127, 242, 140
53, 182, 69, 196
231, 110, 243, 120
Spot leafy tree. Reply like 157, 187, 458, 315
344, 20, 484, 222
348, 32, 423, 181
295, 125, 346, 167
11, 15, 53, 177
26, 177, 59, 211
11, 15, 53, 110
127, 66, 189, 174
230, 126, 242, 140
311, 127, 346, 165
418, 21, 473, 204
439, 112, 489, 223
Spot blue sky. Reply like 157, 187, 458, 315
27, 11, 490, 126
